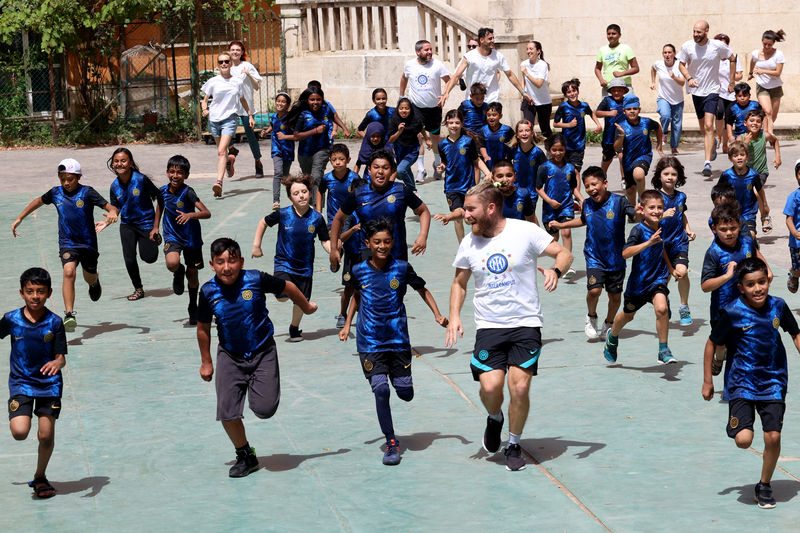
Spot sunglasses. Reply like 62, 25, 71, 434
218, 59, 230, 65
467, 45, 477, 50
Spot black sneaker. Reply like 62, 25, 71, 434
255, 160, 264, 178
229, 447, 259, 478
504, 443, 526, 471
172, 264, 186, 295
383, 439, 400, 466
482, 412, 504, 453
755, 482, 776, 509
188, 304, 197, 326
88, 281, 102, 302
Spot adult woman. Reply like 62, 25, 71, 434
520, 41, 553, 139
749, 29, 786, 134
201, 52, 254, 198
229, 41, 264, 177
714, 34, 743, 153
650, 44, 685, 155
284, 86, 333, 200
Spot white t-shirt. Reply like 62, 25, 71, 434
520, 59, 551, 105
404, 58, 450, 109
229, 61, 262, 116
653, 60, 685, 105
752, 48, 785, 89
201, 75, 244, 122
678, 39, 733, 97
465, 49, 511, 103
719, 55, 743, 101
453, 219, 553, 329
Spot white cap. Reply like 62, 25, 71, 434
57, 158, 82, 175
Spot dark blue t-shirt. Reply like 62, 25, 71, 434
41, 185, 108, 252
597, 96, 625, 145
701, 235, 757, 323
581, 193, 635, 270
480, 124, 513, 170
725, 100, 762, 136
510, 144, 547, 200
269, 112, 295, 161
554, 101, 593, 151
358, 106, 395, 137
658, 190, 689, 254
502, 187, 534, 220
624, 222, 669, 297
264, 207, 329, 277
157, 184, 203, 250
458, 99, 488, 133
617, 117, 656, 171
439, 134, 479, 194
717, 167, 762, 221
296, 109, 332, 156
536, 160, 577, 223
110, 171, 159, 231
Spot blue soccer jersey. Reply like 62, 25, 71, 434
783, 189, 800, 248
358, 106, 395, 137
659, 190, 689, 254
110, 171, 159, 231
264, 207, 329, 277
536, 160, 577, 224
458, 99, 488, 133
510, 144, 547, 201
581, 193, 635, 270
351, 258, 426, 353
624, 222, 669, 297
717, 167, 762, 221
618, 117, 656, 172
340, 182, 424, 259
701, 235, 757, 323
502, 187, 534, 220
158, 184, 203, 250
321, 100, 337, 143
296, 109, 332, 156
597, 96, 625, 146
725, 100, 762, 136
480, 124, 513, 170
554, 101, 593, 151
319, 169, 360, 226
41, 185, 108, 252
439, 134, 479, 194
710, 295, 799, 402
197, 270, 286, 355
0, 308, 67, 397
269, 112, 295, 161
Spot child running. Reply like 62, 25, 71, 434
652, 157, 695, 326
388, 98, 430, 190
12, 159, 118, 332
338, 217, 447, 466
717, 140, 768, 240
433, 109, 491, 244
479, 102, 514, 172
357, 88, 395, 138
253, 174, 330, 342
702, 257, 800, 509
603, 190, 677, 365
107, 148, 161, 301
355, 123, 393, 176
707, 182, 738, 230
725, 83, 761, 146
739, 108, 781, 191
152, 155, 211, 325
784, 159, 800, 294
458, 83, 488, 134
537, 134, 582, 279
262, 92, 294, 210
550, 166, 637, 340
197, 237, 317, 478
508, 119, 547, 225
595, 78, 628, 187
553, 78, 602, 174
488, 159, 536, 222
614, 94, 664, 207
3, 268, 67, 499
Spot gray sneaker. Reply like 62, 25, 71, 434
504, 443, 526, 471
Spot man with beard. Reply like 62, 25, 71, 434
445, 180, 572, 471
400, 40, 452, 181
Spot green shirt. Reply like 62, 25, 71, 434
745, 131, 768, 174
596, 44, 636, 85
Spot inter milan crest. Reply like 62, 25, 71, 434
343, 273, 351, 281
389, 278, 400, 290
9, 400, 19, 412
44, 332, 54, 342
588, 275, 596, 285
730, 416, 739, 429
516, 203, 523, 212
606, 211, 614, 219
486, 253, 509, 274
364, 360, 373, 371
164, 243, 170, 251
241, 290, 253, 301
177, 201, 184, 208
459, 148, 467, 155
773, 317, 780, 329
308, 225, 315, 233
627, 303, 635, 310
387, 195, 396, 204
62, 252, 70, 259
478, 350, 489, 361
132, 188, 140, 196
76, 200, 85, 208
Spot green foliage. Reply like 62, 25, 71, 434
585, 130, 603, 144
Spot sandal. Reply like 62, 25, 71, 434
127, 288, 145, 301
212, 180, 223, 197
788, 274, 799, 294
761, 215, 773, 234
28, 477, 57, 499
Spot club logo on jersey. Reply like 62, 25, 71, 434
580, 112, 585, 117
164, 243, 170, 251
9, 400, 19, 412
478, 350, 489, 361
499, 136, 505, 142
589, 275, 596, 285
530, 160, 536, 166
343, 273, 351, 281
364, 360, 374, 371
773, 317, 780, 329
679, 205, 685, 212
746, 252, 752, 258
62, 252, 71, 260
76, 199, 85, 208
730, 416, 739, 429
606, 210, 615, 219
417, 74, 429, 85
132, 188, 140, 196
516, 202, 523, 212
486, 253, 509, 274
747, 183, 753, 191
390, 278, 400, 290
176, 201, 185, 208
387, 195, 396, 204
348, 185, 354, 192
643, 128, 648, 136
459, 148, 467, 155
308, 224, 315, 233
280, 124, 287, 131
43, 332, 54, 342
241, 290, 253, 301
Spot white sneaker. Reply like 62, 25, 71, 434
599, 320, 612, 340
415, 169, 427, 183
563, 267, 576, 280
584, 314, 599, 338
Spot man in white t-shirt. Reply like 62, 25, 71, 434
441, 28, 533, 107
678, 20, 736, 177
446, 181, 572, 471
400, 40, 452, 181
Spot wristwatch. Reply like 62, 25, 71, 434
551, 267, 562, 279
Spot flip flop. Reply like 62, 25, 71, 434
761, 215, 773, 234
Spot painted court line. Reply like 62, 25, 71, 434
205, 190, 263, 239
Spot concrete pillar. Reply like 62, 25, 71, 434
396, 3, 419, 54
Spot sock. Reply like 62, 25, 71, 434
373, 382, 395, 442
434, 153, 441, 167
488, 410, 503, 423
188, 284, 198, 307
680, 304, 689, 309
704, 160, 711, 165
508, 432, 520, 445
607, 333, 618, 344
236, 442, 252, 454
416, 156, 425, 172
587, 313, 597, 318
659, 341, 669, 351
91, 281, 100, 287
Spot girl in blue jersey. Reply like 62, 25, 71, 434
357, 88, 395, 138
388, 98, 430, 190
552, 78, 602, 174
262, 92, 294, 210
507, 119, 546, 224
433, 109, 491, 244
253, 174, 331, 342
652, 157, 696, 326
537, 134, 582, 279
285, 86, 334, 201
107, 148, 161, 301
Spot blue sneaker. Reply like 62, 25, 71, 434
679, 306, 692, 326
711, 137, 718, 161
604, 336, 618, 363
658, 346, 677, 365
702, 162, 712, 177
383, 439, 400, 465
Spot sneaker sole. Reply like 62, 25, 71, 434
482, 435, 501, 454
702, 168, 712, 177
755, 495, 776, 509
382, 457, 401, 466
229, 465, 259, 478
212, 183, 223, 197
563, 270, 576, 280
64, 320, 77, 333
288, 337, 304, 342
505, 464, 527, 472
680, 320, 693, 326
657, 359, 678, 365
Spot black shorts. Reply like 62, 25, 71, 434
565, 149, 585, 172
692, 93, 719, 120
163, 241, 204, 270
601, 143, 618, 162
359, 351, 412, 380
8, 395, 61, 420
716, 97, 735, 121
545, 215, 574, 235
274, 271, 312, 300
215, 339, 280, 422
741, 218, 757, 237
411, 104, 443, 136
587, 268, 625, 293
622, 284, 670, 314
667, 245, 689, 267
59, 248, 98, 273
341, 251, 361, 288
471, 327, 542, 381
623, 160, 651, 189
446, 191, 465, 212
727, 398, 785, 438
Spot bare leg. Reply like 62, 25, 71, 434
62, 261, 77, 314
757, 95, 773, 134
561, 228, 572, 256
291, 304, 303, 328
610, 310, 635, 337
761, 431, 781, 483
606, 292, 622, 324
652, 293, 669, 343
702, 113, 716, 161
214, 134, 233, 183
454, 218, 465, 243
82, 267, 98, 287
507, 366, 533, 435
34, 415, 56, 483
586, 287, 602, 316
221, 419, 248, 448
478, 369, 506, 416
675, 265, 690, 306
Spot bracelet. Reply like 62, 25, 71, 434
551, 267, 562, 279
521, 90, 528, 95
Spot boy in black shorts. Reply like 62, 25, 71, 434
197, 238, 317, 478
595, 78, 628, 188
3, 268, 67, 498
703, 258, 800, 509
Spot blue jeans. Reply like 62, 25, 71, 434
394, 142, 420, 190
238, 115, 262, 160
657, 99, 684, 149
